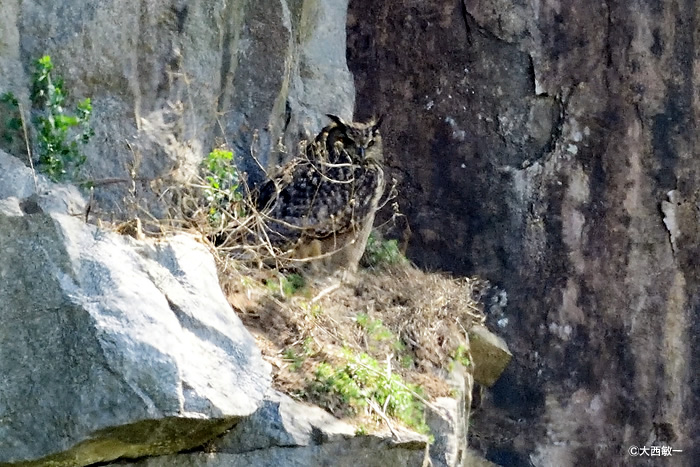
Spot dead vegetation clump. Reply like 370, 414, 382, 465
212, 229, 487, 433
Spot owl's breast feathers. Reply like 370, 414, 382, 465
256, 156, 384, 246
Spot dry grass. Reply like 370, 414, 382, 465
216, 247, 486, 427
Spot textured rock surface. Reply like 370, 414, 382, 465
0, 150, 270, 465
468, 325, 512, 387
0, 149, 35, 201
211, 390, 356, 453
348, 0, 699, 465
7, 0, 696, 464
113, 391, 428, 467
425, 364, 472, 467
0, 0, 354, 214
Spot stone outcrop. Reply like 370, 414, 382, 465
110, 370, 478, 467
425, 364, 472, 467
348, 0, 699, 465
113, 390, 429, 467
468, 325, 512, 387
0, 142, 478, 465
0, 150, 271, 466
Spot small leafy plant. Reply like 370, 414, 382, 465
282, 337, 315, 371
282, 273, 306, 296
202, 148, 244, 224
450, 343, 471, 370
283, 348, 306, 371
312, 350, 430, 434
265, 272, 307, 298
355, 313, 404, 352
31, 55, 94, 181
362, 232, 406, 268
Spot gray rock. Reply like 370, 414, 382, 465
0, 197, 23, 216
0, 149, 35, 200
0, 149, 86, 217
115, 437, 427, 467
282, 0, 355, 155
0, 205, 270, 465
426, 364, 472, 467
113, 391, 428, 467
212, 390, 356, 453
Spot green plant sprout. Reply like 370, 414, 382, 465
362, 232, 406, 268
202, 148, 244, 224
0, 91, 25, 158
32, 55, 94, 181
265, 272, 307, 298
312, 350, 430, 434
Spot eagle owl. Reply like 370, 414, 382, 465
256, 114, 385, 272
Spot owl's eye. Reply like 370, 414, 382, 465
367, 140, 375, 148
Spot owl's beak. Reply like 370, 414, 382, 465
359, 147, 366, 160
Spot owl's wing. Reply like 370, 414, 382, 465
279, 162, 384, 239
254, 157, 307, 211
254, 154, 384, 247
254, 158, 327, 244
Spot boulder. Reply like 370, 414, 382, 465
211, 390, 356, 453
0, 150, 271, 466
426, 364, 473, 467
467, 326, 512, 387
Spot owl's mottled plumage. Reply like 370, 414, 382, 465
256, 115, 385, 271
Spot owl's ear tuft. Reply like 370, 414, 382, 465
326, 114, 347, 129
372, 115, 384, 132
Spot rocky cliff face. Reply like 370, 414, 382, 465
0, 145, 474, 465
2, 0, 696, 465
348, 0, 698, 465
0, 0, 354, 214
